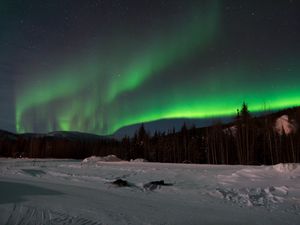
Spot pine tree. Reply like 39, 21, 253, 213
241, 101, 251, 122
235, 102, 253, 164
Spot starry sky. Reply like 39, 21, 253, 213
0, 0, 299, 135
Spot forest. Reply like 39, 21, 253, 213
1, 103, 300, 165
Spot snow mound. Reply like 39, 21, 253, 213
100, 155, 123, 162
215, 186, 288, 208
273, 163, 299, 173
274, 115, 297, 135
82, 155, 123, 164
130, 158, 148, 162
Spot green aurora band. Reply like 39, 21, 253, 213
15, 2, 300, 135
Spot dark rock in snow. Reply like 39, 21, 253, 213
112, 179, 130, 187
143, 180, 173, 191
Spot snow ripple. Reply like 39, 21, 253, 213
5, 204, 103, 225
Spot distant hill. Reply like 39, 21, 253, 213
0, 130, 117, 159
113, 117, 233, 138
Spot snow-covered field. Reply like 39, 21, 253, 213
0, 158, 300, 225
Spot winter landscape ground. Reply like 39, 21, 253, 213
0, 157, 300, 225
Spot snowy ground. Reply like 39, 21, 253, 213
0, 158, 300, 225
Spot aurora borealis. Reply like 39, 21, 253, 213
0, 0, 300, 135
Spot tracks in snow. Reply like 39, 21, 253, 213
5, 204, 103, 225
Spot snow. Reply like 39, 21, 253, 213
273, 163, 299, 173
0, 159, 300, 225
82, 155, 123, 164
130, 158, 148, 162
213, 186, 287, 208
274, 115, 297, 135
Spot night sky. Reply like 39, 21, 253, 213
0, 0, 299, 135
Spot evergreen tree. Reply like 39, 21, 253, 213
235, 102, 253, 164
241, 101, 251, 122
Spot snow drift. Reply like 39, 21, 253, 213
272, 163, 299, 173
82, 155, 123, 164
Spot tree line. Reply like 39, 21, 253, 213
119, 103, 300, 165
1, 103, 300, 165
